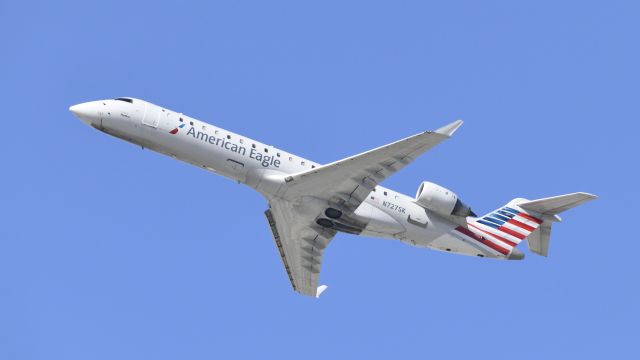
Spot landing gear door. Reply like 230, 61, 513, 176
225, 159, 246, 182
142, 104, 159, 128
407, 207, 428, 228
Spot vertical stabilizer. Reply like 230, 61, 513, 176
467, 201, 544, 259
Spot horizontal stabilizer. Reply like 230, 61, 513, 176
518, 192, 597, 216
518, 192, 597, 257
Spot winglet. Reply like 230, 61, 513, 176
316, 285, 328, 298
434, 120, 463, 137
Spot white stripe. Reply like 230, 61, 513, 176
513, 215, 541, 229
502, 221, 530, 236
483, 233, 515, 250
454, 231, 502, 256
472, 222, 523, 245
456, 230, 511, 254
468, 227, 515, 250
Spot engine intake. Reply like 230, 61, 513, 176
415, 181, 476, 217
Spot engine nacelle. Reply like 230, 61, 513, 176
415, 181, 476, 217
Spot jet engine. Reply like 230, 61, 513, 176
415, 181, 476, 217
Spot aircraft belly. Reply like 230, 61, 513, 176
427, 232, 496, 258
356, 202, 405, 237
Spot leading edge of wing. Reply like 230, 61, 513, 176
285, 119, 463, 185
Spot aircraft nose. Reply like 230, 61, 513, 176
69, 102, 99, 126
69, 103, 87, 116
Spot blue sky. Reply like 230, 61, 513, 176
1, 1, 638, 359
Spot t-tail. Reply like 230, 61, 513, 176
466, 192, 597, 260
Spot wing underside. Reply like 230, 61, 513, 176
264, 121, 463, 296
265, 200, 336, 296
283, 120, 463, 212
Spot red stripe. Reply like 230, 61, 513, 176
508, 219, 535, 232
498, 226, 527, 240
517, 213, 543, 224
455, 226, 510, 255
468, 223, 518, 247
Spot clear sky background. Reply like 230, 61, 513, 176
1, 1, 638, 359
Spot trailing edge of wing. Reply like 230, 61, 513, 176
265, 201, 337, 297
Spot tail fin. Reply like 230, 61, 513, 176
469, 202, 545, 259
470, 192, 596, 258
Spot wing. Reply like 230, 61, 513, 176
265, 120, 462, 296
283, 120, 463, 210
265, 199, 336, 297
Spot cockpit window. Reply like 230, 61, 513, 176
114, 97, 133, 103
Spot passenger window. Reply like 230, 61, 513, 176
227, 135, 231, 139
384, 191, 388, 196
301, 161, 305, 166
289, 157, 293, 161
239, 139, 244, 144
179, 118, 183, 122
276, 153, 280, 157
264, 148, 268, 153
190, 121, 194, 126
252, 144, 256, 149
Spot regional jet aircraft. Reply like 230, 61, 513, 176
70, 98, 596, 297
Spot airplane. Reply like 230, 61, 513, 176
70, 97, 597, 297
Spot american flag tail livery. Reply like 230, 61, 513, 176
457, 192, 597, 259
